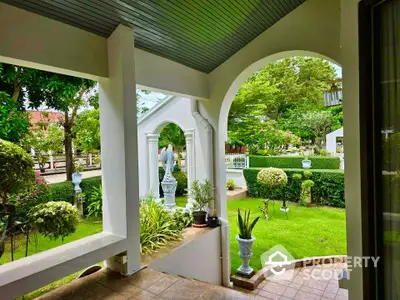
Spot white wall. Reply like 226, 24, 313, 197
150, 228, 222, 285
137, 97, 208, 197
326, 127, 344, 155
226, 169, 247, 189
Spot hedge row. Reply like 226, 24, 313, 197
49, 176, 102, 204
249, 155, 340, 169
243, 168, 345, 207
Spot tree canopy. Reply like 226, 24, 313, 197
228, 57, 342, 150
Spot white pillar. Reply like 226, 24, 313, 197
147, 133, 160, 198
184, 130, 195, 209
99, 24, 140, 275
48, 151, 54, 169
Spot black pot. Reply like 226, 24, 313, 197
193, 211, 207, 225
208, 216, 219, 228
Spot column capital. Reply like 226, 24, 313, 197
184, 130, 194, 141
146, 133, 160, 143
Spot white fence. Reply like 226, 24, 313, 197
225, 154, 249, 169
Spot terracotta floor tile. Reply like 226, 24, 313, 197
294, 290, 321, 300
279, 297, 294, 300
336, 289, 348, 297
146, 275, 179, 295
322, 291, 336, 299
161, 278, 209, 300
299, 285, 324, 296
131, 290, 156, 300
257, 289, 280, 300
262, 282, 287, 295
282, 287, 298, 298
126, 269, 165, 289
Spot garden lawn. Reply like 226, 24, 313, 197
228, 198, 347, 272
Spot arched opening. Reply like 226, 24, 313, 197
218, 52, 346, 277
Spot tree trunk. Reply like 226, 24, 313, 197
64, 125, 74, 181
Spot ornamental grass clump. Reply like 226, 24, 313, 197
257, 168, 288, 219
139, 194, 182, 254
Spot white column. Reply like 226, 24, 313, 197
48, 151, 54, 169
147, 133, 160, 198
99, 25, 140, 275
184, 130, 195, 209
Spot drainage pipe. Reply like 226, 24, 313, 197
219, 217, 233, 288
190, 99, 215, 209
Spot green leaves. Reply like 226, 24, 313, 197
189, 180, 214, 212
237, 209, 260, 239
72, 109, 100, 154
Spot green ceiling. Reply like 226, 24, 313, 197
2, 0, 306, 73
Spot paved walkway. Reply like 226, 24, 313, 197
36, 264, 348, 300
43, 170, 102, 184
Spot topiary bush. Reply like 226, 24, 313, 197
249, 155, 340, 169
30, 201, 80, 241
244, 168, 345, 207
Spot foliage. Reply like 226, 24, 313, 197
12, 173, 50, 220
72, 109, 100, 154
189, 180, 214, 212
300, 111, 332, 146
226, 179, 236, 190
173, 209, 193, 230
237, 209, 260, 239
0, 92, 30, 143
257, 168, 288, 191
301, 180, 315, 206
228, 57, 338, 146
30, 201, 79, 241
159, 168, 187, 196
139, 194, 181, 254
249, 155, 340, 169
259, 199, 269, 220
74, 161, 84, 173
48, 176, 101, 204
159, 123, 185, 167
87, 186, 102, 217
28, 122, 64, 171
0, 139, 35, 200
244, 168, 345, 207
313, 148, 331, 156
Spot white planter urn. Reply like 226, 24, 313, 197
236, 235, 256, 276
72, 172, 82, 193
302, 159, 312, 169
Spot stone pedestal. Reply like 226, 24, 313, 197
161, 177, 177, 208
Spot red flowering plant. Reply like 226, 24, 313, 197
11, 172, 50, 220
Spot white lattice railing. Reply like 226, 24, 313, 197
225, 154, 249, 169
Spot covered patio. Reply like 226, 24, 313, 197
0, 0, 362, 299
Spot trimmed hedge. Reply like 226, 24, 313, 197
249, 155, 340, 169
244, 168, 345, 207
49, 176, 102, 204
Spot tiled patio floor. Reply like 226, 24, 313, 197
36, 265, 348, 300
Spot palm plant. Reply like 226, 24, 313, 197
237, 209, 260, 239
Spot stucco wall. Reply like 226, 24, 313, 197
149, 228, 222, 285
137, 97, 208, 197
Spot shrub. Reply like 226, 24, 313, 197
0, 139, 35, 199
257, 168, 288, 190
159, 168, 187, 197
189, 180, 214, 212
226, 179, 236, 190
173, 209, 193, 230
30, 201, 80, 241
87, 185, 102, 217
49, 176, 102, 204
249, 155, 340, 169
140, 194, 182, 254
244, 168, 345, 207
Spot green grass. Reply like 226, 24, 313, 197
176, 196, 188, 208
228, 198, 347, 272
0, 219, 103, 300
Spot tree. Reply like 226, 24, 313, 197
28, 122, 64, 172
0, 92, 30, 143
228, 57, 338, 147
72, 109, 101, 160
301, 111, 332, 146
159, 123, 185, 167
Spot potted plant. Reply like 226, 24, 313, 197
236, 209, 260, 277
72, 161, 84, 193
301, 151, 312, 169
208, 209, 219, 228
257, 168, 288, 219
189, 179, 214, 227
226, 179, 236, 191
